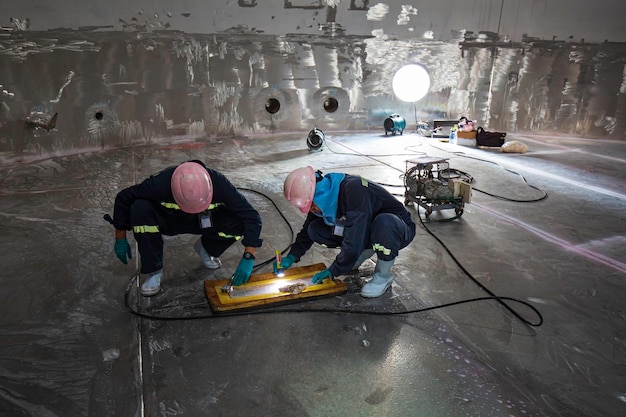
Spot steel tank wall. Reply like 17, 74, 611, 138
4, 0, 626, 43
1, 1, 625, 163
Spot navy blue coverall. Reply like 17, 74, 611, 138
287, 175, 416, 277
109, 161, 262, 274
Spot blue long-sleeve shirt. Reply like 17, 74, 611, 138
111, 161, 263, 248
288, 175, 413, 277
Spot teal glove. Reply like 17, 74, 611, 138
273, 254, 296, 274
114, 238, 132, 264
232, 257, 255, 286
312, 269, 332, 284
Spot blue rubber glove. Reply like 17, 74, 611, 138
273, 254, 296, 274
312, 269, 332, 284
114, 238, 132, 264
232, 257, 255, 286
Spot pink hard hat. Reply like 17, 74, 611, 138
171, 162, 213, 214
284, 166, 316, 214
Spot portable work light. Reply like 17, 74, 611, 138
392, 64, 430, 103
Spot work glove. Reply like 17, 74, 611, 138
114, 238, 132, 264
273, 254, 296, 275
232, 256, 255, 286
312, 269, 332, 284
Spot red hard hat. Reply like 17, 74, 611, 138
171, 162, 213, 214
284, 166, 316, 214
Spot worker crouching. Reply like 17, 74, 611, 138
275, 166, 415, 298
105, 160, 262, 296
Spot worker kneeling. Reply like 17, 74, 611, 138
275, 166, 415, 298
106, 160, 262, 296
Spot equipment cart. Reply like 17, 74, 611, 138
403, 156, 471, 220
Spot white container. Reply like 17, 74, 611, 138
456, 137, 476, 146
449, 179, 472, 203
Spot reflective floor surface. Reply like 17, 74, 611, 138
0, 130, 624, 417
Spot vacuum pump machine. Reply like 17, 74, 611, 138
403, 156, 471, 220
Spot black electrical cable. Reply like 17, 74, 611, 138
236, 187, 296, 270
123, 187, 543, 327
424, 140, 548, 203
315, 133, 545, 204
413, 206, 542, 326
323, 135, 428, 159
455, 164, 546, 202
326, 132, 548, 204
124, 278, 542, 325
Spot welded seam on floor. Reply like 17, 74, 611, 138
474, 202, 626, 274
136, 273, 146, 417
484, 152, 626, 201
130, 153, 146, 417
513, 141, 626, 164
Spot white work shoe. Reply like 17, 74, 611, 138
194, 239, 221, 269
141, 270, 163, 297
360, 258, 395, 298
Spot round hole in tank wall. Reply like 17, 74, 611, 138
85, 104, 121, 144
323, 97, 339, 113
255, 87, 294, 128
265, 98, 281, 114
310, 87, 349, 121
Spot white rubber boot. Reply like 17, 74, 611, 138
141, 270, 163, 296
352, 249, 375, 270
360, 258, 395, 298
194, 239, 221, 269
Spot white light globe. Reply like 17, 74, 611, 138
392, 64, 431, 102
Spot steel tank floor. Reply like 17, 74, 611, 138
0, 131, 624, 417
